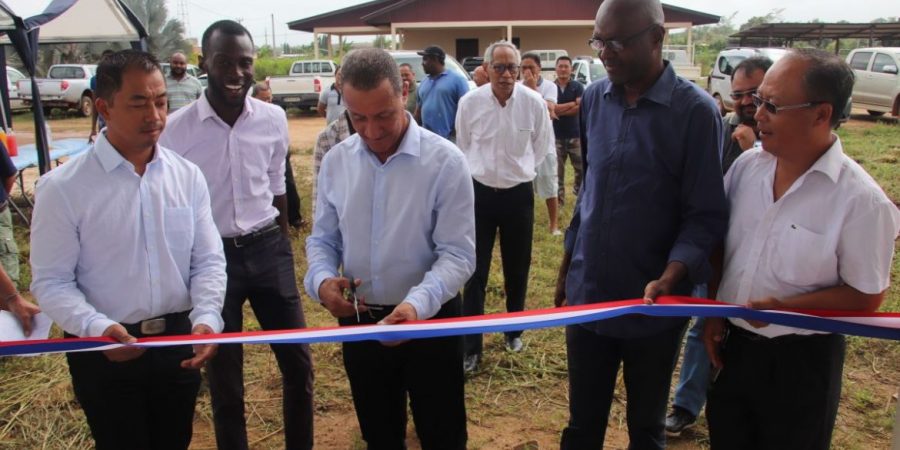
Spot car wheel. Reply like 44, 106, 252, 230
42, 106, 54, 116
866, 110, 885, 117
713, 94, 725, 116
80, 94, 94, 117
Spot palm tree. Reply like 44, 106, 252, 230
121, 0, 191, 59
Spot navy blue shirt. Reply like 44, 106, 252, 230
564, 62, 728, 338
553, 79, 585, 139
0, 141, 16, 204
416, 70, 469, 139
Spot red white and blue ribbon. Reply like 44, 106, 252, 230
2, 297, 900, 357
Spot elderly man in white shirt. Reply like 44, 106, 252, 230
456, 40, 554, 372
159, 21, 314, 450
30, 50, 225, 450
704, 49, 900, 450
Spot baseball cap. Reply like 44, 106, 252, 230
417, 46, 446, 60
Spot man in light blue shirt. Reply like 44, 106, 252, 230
30, 50, 225, 450
414, 45, 470, 141
305, 48, 475, 450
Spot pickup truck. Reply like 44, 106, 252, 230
662, 48, 703, 85
266, 60, 337, 110
18, 64, 97, 116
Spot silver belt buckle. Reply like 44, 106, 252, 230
140, 318, 166, 335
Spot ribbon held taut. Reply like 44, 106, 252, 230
2, 297, 899, 357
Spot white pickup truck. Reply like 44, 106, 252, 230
18, 64, 97, 116
662, 48, 703, 85
266, 60, 337, 110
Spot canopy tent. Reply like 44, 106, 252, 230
0, 0, 147, 175
731, 22, 900, 52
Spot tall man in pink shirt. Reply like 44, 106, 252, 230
160, 20, 314, 450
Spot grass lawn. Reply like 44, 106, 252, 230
0, 115, 897, 449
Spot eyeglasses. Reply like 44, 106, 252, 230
751, 94, 825, 115
491, 63, 520, 75
730, 88, 757, 101
587, 24, 658, 53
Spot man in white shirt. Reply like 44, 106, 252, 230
306, 47, 475, 450
317, 66, 345, 125
456, 40, 554, 372
30, 50, 226, 450
159, 21, 314, 450
704, 48, 900, 449
521, 52, 561, 235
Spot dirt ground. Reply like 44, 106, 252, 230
6, 110, 899, 449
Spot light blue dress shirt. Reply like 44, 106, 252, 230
304, 114, 476, 320
30, 133, 227, 337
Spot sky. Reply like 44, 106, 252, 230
6, 0, 898, 47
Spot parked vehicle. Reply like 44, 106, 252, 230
266, 59, 337, 110
524, 49, 569, 70
662, 47, 703, 85
847, 47, 900, 117
198, 74, 208, 88
159, 63, 202, 78
388, 51, 476, 91
461, 56, 484, 74
572, 58, 608, 86
17, 64, 97, 116
708, 47, 789, 114
6, 67, 26, 110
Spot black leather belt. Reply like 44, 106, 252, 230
223, 222, 281, 248
121, 310, 191, 337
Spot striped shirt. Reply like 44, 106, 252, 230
166, 73, 203, 112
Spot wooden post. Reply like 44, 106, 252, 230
313, 31, 319, 57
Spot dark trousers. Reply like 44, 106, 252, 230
285, 153, 303, 226
463, 180, 534, 357
340, 296, 467, 450
208, 231, 315, 450
561, 323, 686, 450
707, 325, 845, 450
66, 314, 200, 450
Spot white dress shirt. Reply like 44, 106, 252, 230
160, 94, 289, 238
718, 137, 900, 338
30, 133, 226, 337
456, 84, 554, 188
305, 114, 476, 320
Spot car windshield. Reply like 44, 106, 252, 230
392, 54, 472, 83
589, 63, 607, 80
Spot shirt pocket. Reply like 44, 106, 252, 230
772, 223, 836, 287
164, 207, 194, 252
508, 128, 533, 158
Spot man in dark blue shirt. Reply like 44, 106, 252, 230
554, 0, 728, 448
552, 56, 585, 205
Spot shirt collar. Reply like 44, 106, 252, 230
94, 132, 161, 173
197, 91, 254, 123
353, 111, 421, 160
429, 70, 449, 80
603, 60, 676, 107
807, 135, 844, 183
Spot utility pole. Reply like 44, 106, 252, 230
271, 14, 277, 52
177, 0, 191, 37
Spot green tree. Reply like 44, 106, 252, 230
121, 0, 191, 60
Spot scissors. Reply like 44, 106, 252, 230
349, 281, 360, 322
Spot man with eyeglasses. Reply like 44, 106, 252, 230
664, 55, 773, 437
554, 0, 728, 448
703, 48, 900, 450
456, 41, 554, 373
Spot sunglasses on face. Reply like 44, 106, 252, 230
491, 63, 520, 75
587, 24, 658, 53
751, 94, 825, 115
730, 88, 757, 101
